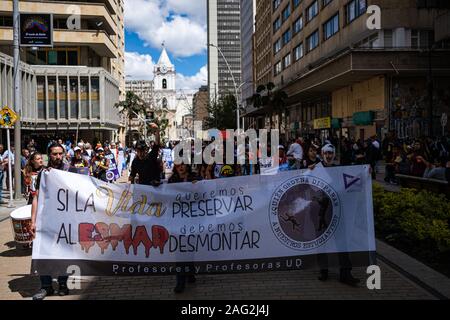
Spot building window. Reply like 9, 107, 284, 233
162, 79, 167, 89
274, 38, 282, 54
307, 30, 319, 52
26, 47, 80, 66
70, 77, 78, 119
294, 43, 304, 61
273, 17, 281, 33
162, 97, 168, 109
37, 77, 46, 120
274, 61, 282, 75
411, 30, 433, 48
356, 33, 379, 48
345, 0, 366, 24
323, 13, 339, 40
293, 16, 303, 34
307, 1, 319, 23
293, 0, 302, 8
323, 0, 333, 7
91, 77, 100, 119
384, 29, 393, 48
282, 4, 291, 22
282, 29, 292, 46
47, 77, 57, 120
273, 0, 281, 10
283, 54, 291, 69
58, 77, 68, 119
80, 77, 89, 119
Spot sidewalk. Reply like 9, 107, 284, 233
0, 190, 28, 222
1, 215, 447, 300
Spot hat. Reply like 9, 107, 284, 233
278, 145, 285, 149
77, 142, 84, 148
322, 144, 335, 154
136, 141, 148, 150
74, 147, 81, 152
96, 147, 104, 152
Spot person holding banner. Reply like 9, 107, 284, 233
129, 142, 162, 186
300, 143, 321, 170
315, 144, 360, 287
169, 161, 200, 293
31, 143, 71, 300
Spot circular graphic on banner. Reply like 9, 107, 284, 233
106, 171, 115, 181
269, 176, 341, 251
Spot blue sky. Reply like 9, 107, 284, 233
124, 0, 207, 90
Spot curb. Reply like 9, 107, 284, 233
376, 239, 450, 300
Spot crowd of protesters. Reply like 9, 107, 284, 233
8, 125, 447, 299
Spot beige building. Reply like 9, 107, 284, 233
247, 0, 450, 142
244, 0, 273, 129
125, 80, 153, 105
0, 0, 125, 148
193, 85, 209, 124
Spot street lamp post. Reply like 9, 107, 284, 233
208, 43, 241, 132
13, 0, 21, 201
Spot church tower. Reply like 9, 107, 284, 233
153, 44, 176, 111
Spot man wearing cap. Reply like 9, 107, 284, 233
129, 124, 162, 186
314, 143, 360, 287
91, 147, 110, 181
70, 147, 89, 174
31, 142, 71, 300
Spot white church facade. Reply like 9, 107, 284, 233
152, 46, 192, 141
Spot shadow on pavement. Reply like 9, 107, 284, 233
0, 247, 32, 257
8, 275, 40, 298
4, 241, 16, 248
8, 275, 85, 299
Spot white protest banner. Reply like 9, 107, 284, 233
31, 166, 376, 276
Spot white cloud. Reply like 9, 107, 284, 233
125, 0, 207, 57
176, 65, 208, 92
165, 0, 206, 25
125, 52, 155, 80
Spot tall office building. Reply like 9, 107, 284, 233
0, 0, 125, 146
207, 0, 242, 102
240, 0, 256, 110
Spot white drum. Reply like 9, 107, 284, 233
10, 205, 33, 244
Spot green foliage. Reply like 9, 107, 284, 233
204, 94, 237, 130
373, 183, 450, 257
114, 91, 146, 119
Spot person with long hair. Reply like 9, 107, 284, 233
22, 152, 44, 205
300, 143, 321, 170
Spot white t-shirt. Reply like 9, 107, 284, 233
286, 142, 303, 160
2, 150, 14, 166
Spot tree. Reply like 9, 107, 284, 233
250, 82, 287, 131
271, 89, 289, 133
114, 91, 146, 146
204, 93, 237, 130
148, 108, 169, 143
